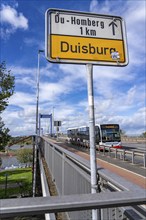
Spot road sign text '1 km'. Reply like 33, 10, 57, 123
45, 9, 128, 66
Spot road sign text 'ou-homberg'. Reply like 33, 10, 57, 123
45, 9, 128, 66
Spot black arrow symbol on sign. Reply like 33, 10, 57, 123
109, 21, 118, 35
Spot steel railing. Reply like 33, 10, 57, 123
1, 137, 146, 220
39, 137, 146, 220
97, 145, 146, 168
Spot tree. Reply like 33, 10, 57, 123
0, 157, 2, 167
0, 61, 15, 150
141, 132, 146, 138
0, 117, 11, 150
0, 61, 15, 112
120, 129, 126, 136
16, 148, 33, 166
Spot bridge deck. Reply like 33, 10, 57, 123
45, 137, 146, 189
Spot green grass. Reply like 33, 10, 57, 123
0, 168, 32, 199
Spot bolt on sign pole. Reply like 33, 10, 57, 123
86, 64, 101, 220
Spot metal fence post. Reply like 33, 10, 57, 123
115, 149, 117, 159
108, 147, 111, 157
103, 146, 105, 155
144, 153, 146, 168
132, 151, 134, 164
62, 153, 65, 195
123, 150, 125, 161
52, 146, 55, 182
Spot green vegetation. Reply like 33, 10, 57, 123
141, 132, 146, 138
0, 61, 15, 151
0, 168, 32, 199
0, 119, 11, 151
16, 148, 33, 165
120, 129, 126, 135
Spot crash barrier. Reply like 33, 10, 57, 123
97, 146, 146, 168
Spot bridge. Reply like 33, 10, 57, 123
1, 136, 146, 220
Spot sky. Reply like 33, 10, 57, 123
0, 0, 146, 136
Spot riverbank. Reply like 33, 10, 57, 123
0, 144, 33, 169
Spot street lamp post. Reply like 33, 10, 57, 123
36, 50, 44, 135
52, 106, 55, 136
33, 49, 44, 197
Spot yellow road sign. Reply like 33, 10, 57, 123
46, 9, 128, 66
50, 35, 125, 63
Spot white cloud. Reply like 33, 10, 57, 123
1, 4, 28, 29
23, 37, 45, 50
0, 4, 28, 38
124, 1, 146, 65
39, 78, 73, 103
89, 0, 99, 13
59, 64, 87, 82
9, 91, 35, 106
5, 57, 145, 136
39, 82, 65, 102
89, 0, 125, 15
16, 76, 35, 87
10, 65, 36, 76
2, 102, 37, 136
116, 107, 146, 135
89, 0, 146, 66
8, 65, 37, 91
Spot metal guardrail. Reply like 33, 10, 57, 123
1, 137, 146, 220
63, 136, 146, 168
97, 146, 146, 168
39, 137, 146, 220
1, 191, 145, 218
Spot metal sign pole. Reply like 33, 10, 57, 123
39, 114, 41, 136
86, 64, 100, 220
50, 114, 52, 136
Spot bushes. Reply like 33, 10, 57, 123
16, 148, 33, 166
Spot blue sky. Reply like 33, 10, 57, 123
1, 0, 146, 136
